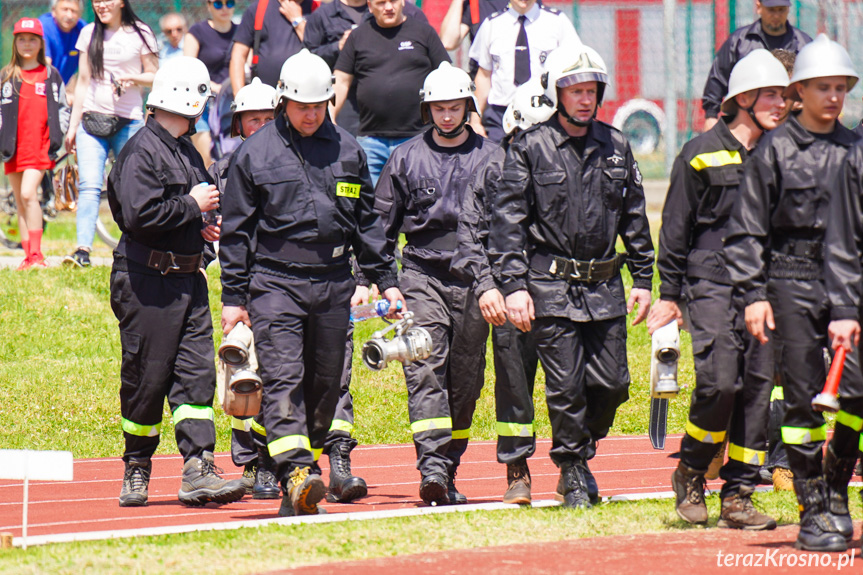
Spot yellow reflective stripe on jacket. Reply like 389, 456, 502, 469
727, 443, 766, 466
836, 410, 863, 432
496, 421, 534, 437
860, 434, 863, 452
451, 429, 470, 440
121, 418, 161, 438
685, 420, 726, 444
231, 417, 253, 432
250, 419, 266, 437
172, 405, 214, 425
781, 424, 827, 444
410, 417, 453, 435
269, 434, 311, 457
689, 150, 742, 172
770, 386, 784, 402
312, 447, 323, 461
329, 419, 354, 434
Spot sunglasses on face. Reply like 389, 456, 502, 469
209, 0, 235, 9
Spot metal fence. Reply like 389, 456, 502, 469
4, 0, 863, 176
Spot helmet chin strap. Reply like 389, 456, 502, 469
745, 89, 767, 133
557, 104, 594, 128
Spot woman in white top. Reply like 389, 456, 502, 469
63, 0, 158, 267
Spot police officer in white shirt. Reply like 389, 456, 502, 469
468, 0, 579, 142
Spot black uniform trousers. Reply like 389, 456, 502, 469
680, 278, 773, 496
767, 362, 790, 471
400, 265, 488, 478
230, 323, 357, 467
247, 269, 354, 483
110, 263, 217, 464
533, 315, 630, 466
769, 277, 863, 479
493, 322, 539, 464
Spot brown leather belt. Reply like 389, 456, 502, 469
123, 240, 203, 275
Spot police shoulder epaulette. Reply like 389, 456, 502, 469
540, 5, 561, 15
487, 10, 505, 21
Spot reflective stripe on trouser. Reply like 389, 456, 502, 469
400, 266, 487, 477
248, 271, 353, 483
230, 416, 262, 467
533, 315, 630, 466
767, 361, 790, 470
770, 277, 863, 479
324, 323, 358, 454
679, 279, 773, 495
110, 267, 217, 463
493, 322, 539, 464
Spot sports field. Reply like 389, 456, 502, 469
0, 198, 860, 574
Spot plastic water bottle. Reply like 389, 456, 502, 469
199, 183, 217, 225
351, 300, 399, 322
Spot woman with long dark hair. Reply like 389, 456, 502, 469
63, 0, 158, 267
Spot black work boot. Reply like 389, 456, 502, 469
575, 460, 599, 504
556, 461, 592, 509
253, 448, 281, 500
503, 460, 531, 505
793, 477, 847, 552
119, 459, 151, 507
717, 485, 777, 530
241, 461, 257, 495
326, 440, 368, 503
178, 451, 246, 506
446, 465, 467, 505
419, 473, 448, 506
671, 462, 708, 525
823, 444, 856, 541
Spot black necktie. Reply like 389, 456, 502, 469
514, 15, 530, 86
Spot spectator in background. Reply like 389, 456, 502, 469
438, 0, 507, 76
333, 0, 450, 185
702, 0, 810, 132
304, 0, 427, 137
39, 0, 86, 85
229, 0, 315, 96
158, 13, 187, 61
468, 0, 579, 143
185, 0, 238, 166
62, 0, 158, 268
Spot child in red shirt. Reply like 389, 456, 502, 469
0, 18, 66, 269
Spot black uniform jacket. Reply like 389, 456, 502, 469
724, 113, 859, 306
702, 19, 811, 119
489, 118, 654, 321
451, 142, 506, 299
220, 114, 398, 307
657, 119, 746, 301
375, 127, 496, 279
0, 65, 68, 162
825, 140, 863, 321
108, 117, 214, 260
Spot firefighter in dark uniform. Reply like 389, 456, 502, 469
107, 57, 247, 508
724, 35, 862, 552
219, 49, 403, 517
648, 50, 789, 530
451, 80, 553, 504
489, 43, 654, 508
375, 62, 496, 506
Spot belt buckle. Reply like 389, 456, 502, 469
568, 258, 581, 282
161, 251, 180, 275
586, 259, 596, 283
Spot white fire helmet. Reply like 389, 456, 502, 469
231, 77, 277, 137
146, 56, 212, 118
503, 80, 555, 135
275, 48, 335, 106
721, 49, 790, 115
784, 34, 858, 101
542, 42, 609, 109
419, 61, 478, 124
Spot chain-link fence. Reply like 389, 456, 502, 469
4, 0, 863, 177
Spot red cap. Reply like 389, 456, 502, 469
13, 18, 44, 37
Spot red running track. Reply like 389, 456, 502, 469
4, 434, 851, 545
